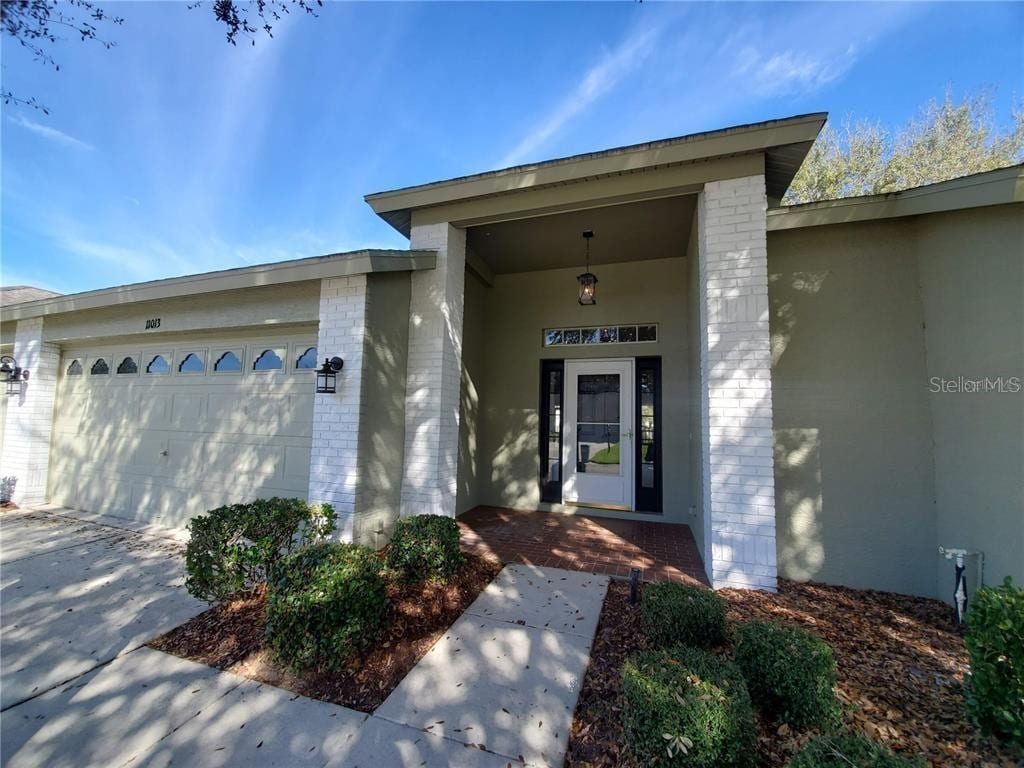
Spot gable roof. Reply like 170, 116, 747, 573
366, 113, 828, 236
0, 285, 62, 306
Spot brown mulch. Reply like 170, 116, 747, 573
149, 552, 502, 713
567, 579, 1019, 768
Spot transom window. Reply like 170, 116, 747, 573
146, 355, 170, 374
543, 324, 658, 347
178, 353, 205, 374
252, 349, 283, 371
66, 360, 83, 376
213, 351, 242, 372
116, 356, 138, 375
295, 347, 318, 369
90, 358, 109, 375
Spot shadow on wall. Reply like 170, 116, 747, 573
486, 409, 541, 511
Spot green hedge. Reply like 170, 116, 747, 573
965, 576, 1024, 749
265, 542, 388, 672
185, 498, 336, 602
386, 514, 464, 583
734, 620, 839, 728
641, 582, 727, 648
786, 732, 927, 768
622, 646, 756, 767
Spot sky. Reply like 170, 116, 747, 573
2, 1, 1022, 295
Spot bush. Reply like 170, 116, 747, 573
622, 646, 756, 767
185, 498, 335, 602
386, 514, 464, 583
265, 542, 388, 672
964, 576, 1024, 749
641, 582, 727, 648
734, 619, 840, 728
786, 731, 927, 768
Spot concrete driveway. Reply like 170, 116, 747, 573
0, 507, 205, 710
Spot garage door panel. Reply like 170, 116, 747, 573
51, 333, 316, 525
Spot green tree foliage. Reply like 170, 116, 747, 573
786, 92, 1024, 204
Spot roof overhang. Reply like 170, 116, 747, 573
366, 113, 827, 237
1, 249, 436, 323
767, 164, 1024, 231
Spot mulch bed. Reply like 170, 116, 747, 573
567, 579, 1019, 768
150, 551, 502, 713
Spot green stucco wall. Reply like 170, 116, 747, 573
473, 257, 694, 522
768, 202, 1023, 599
915, 205, 1024, 598
354, 271, 411, 547
457, 267, 487, 515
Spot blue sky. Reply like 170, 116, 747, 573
2, 1, 1021, 295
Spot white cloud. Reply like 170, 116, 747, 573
499, 22, 664, 168
734, 43, 859, 98
9, 114, 94, 151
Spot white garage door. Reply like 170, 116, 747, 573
50, 330, 319, 528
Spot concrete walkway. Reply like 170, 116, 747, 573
377, 564, 610, 767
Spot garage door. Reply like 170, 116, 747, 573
49, 330, 318, 528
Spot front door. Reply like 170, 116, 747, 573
563, 359, 634, 510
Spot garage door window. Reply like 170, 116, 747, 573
146, 355, 171, 375
90, 358, 109, 375
214, 351, 242, 373
178, 353, 205, 374
117, 356, 138, 375
295, 347, 317, 369
66, 360, 83, 376
252, 349, 283, 371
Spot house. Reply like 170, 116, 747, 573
2, 113, 1021, 600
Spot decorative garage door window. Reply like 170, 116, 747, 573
178, 353, 205, 374
90, 358, 109, 375
116, 356, 138, 375
146, 355, 171, 374
213, 351, 242, 372
295, 347, 317, 369
66, 360, 83, 376
252, 349, 283, 371
543, 324, 658, 347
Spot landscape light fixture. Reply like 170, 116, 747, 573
0, 356, 28, 396
577, 230, 598, 306
316, 357, 344, 394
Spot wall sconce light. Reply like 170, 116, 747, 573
0, 356, 28, 396
316, 357, 344, 394
577, 229, 598, 306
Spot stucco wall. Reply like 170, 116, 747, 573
456, 268, 487, 515
476, 256, 693, 521
768, 219, 938, 597
685, 209, 706, 559
915, 205, 1024, 596
354, 272, 411, 547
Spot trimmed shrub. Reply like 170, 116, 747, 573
786, 731, 927, 768
185, 498, 335, 602
265, 542, 388, 672
734, 619, 840, 728
964, 576, 1024, 749
622, 646, 756, 767
641, 581, 727, 648
386, 514, 464, 583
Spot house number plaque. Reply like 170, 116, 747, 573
145, 318, 162, 330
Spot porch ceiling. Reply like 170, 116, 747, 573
467, 194, 696, 275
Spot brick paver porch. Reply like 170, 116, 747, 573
458, 506, 709, 585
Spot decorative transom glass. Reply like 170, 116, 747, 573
543, 324, 657, 347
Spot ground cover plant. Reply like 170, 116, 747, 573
567, 579, 1020, 767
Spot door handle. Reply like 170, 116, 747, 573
624, 428, 633, 440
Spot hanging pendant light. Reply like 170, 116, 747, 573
577, 230, 598, 305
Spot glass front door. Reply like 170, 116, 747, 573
563, 359, 634, 509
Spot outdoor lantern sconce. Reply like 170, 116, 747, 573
316, 357, 344, 394
0, 356, 28, 396
577, 229, 598, 305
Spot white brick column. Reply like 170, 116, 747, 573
400, 220, 466, 518
697, 175, 777, 591
1, 318, 60, 506
307, 275, 368, 541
